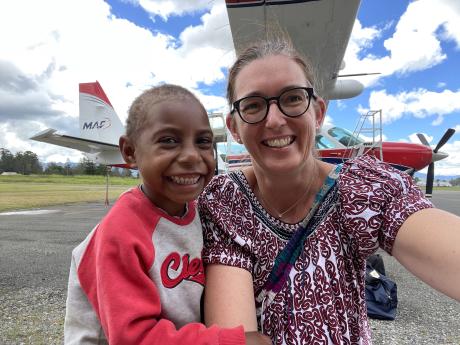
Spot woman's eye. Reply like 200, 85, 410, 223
241, 100, 263, 114
285, 95, 303, 104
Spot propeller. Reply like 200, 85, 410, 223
416, 128, 456, 198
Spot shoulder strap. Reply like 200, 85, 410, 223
256, 164, 342, 306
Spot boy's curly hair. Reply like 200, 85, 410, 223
126, 84, 206, 141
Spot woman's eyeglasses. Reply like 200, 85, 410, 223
231, 87, 317, 124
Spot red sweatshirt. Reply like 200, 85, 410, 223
64, 187, 244, 345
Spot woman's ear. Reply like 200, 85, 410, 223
226, 113, 242, 144
119, 135, 137, 169
315, 97, 327, 129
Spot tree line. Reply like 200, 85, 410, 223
0, 148, 133, 177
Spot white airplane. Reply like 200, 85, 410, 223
226, 0, 365, 100
31, 82, 126, 167
31, 81, 227, 171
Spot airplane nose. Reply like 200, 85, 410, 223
432, 151, 448, 163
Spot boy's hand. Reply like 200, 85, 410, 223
244, 331, 272, 345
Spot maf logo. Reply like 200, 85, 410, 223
82, 117, 111, 130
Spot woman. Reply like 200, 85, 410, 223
198, 36, 460, 344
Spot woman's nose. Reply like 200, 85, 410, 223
265, 101, 287, 128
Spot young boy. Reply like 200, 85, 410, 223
63, 85, 270, 345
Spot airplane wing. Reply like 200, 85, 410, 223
31, 128, 127, 166
30, 128, 119, 154
226, 0, 362, 100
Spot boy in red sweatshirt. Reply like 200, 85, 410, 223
64, 84, 270, 345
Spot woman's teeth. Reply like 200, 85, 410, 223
264, 136, 293, 148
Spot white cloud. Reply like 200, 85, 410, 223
0, 0, 232, 162
365, 88, 460, 125
343, 0, 460, 87
134, 0, 212, 21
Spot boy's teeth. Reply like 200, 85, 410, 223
264, 136, 293, 148
170, 176, 200, 185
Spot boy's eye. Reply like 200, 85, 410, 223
197, 136, 213, 148
159, 137, 178, 144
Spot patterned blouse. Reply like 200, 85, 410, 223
199, 156, 433, 345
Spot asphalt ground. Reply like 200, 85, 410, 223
0, 190, 459, 344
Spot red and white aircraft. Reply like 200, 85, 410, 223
226, 125, 455, 197
224, 0, 455, 196
30, 81, 227, 172
31, 82, 127, 168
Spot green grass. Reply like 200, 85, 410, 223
0, 174, 139, 185
432, 186, 460, 191
0, 174, 140, 212
1, 174, 458, 212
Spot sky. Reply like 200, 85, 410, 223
0, 0, 459, 175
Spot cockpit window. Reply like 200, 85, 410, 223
315, 135, 336, 149
327, 127, 363, 147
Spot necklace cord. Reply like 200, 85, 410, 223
255, 163, 318, 219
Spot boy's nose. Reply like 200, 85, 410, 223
178, 145, 201, 164
265, 101, 286, 128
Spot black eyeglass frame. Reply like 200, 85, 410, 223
230, 87, 317, 124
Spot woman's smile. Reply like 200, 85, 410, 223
262, 135, 295, 148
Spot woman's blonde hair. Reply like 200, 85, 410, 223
226, 33, 318, 107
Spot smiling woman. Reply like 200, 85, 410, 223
199, 35, 460, 345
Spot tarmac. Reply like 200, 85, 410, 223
0, 190, 459, 344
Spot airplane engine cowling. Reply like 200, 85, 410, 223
326, 79, 364, 100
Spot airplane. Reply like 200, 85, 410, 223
226, 0, 366, 100
31, 82, 127, 168
30, 81, 227, 173
225, 123, 455, 198
224, 0, 455, 196
30, 1, 455, 197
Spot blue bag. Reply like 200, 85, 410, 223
365, 261, 398, 320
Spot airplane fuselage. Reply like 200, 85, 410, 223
317, 141, 433, 173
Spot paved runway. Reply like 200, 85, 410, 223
0, 190, 459, 344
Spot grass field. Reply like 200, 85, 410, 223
0, 174, 140, 212
1, 174, 458, 213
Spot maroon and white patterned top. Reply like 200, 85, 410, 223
199, 156, 433, 345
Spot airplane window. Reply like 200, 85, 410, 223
328, 127, 363, 147
315, 135, 335, 149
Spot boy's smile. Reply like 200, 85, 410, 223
129, 98, 215, 216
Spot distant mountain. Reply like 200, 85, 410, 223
414, 172, 459, 181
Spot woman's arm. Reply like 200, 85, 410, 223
204, 264, 258, 331
392, 207, 460, 301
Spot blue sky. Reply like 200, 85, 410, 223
0, 0, 459, 175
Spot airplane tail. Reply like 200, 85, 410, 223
79, 81, 125, 145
